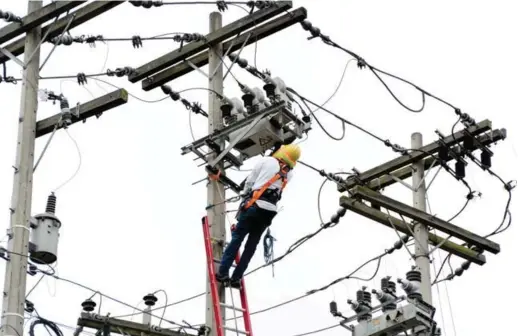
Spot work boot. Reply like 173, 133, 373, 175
229, 278, 242, 290
215, 273, 229, 283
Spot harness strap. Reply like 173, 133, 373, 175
243, 161, 289, 210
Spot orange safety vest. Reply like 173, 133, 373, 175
243, 161, 290, 210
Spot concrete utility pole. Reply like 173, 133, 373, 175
1, 2, 43, 336
206, 11, 226, 333
411, 132, 432, 305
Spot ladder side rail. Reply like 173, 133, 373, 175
234, 251, 253, 336
202, 216, 225, 336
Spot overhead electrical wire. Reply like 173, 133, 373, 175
46, 275, 201, 332
290, 87, 478, 202
288, 323, 341, 336
309, 57, 357, 114
28, 312, 64, 336
218, 234, 412, 325
431, 115, 515, 285
298, 19, 465, 115
6, 6, 511, 336
426, 192, 458, 336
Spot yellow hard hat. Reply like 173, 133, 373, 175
273, 144, 301, 168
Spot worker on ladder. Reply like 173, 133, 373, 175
215, 144, 301, 288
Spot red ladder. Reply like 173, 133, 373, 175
202, 216, 253, 336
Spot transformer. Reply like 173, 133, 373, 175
29, 193, 61, 264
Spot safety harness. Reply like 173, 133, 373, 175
241, 159, 291, 211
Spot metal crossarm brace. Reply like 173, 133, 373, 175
208, 113, 267, 168
36, 89, 128, 138
77, 312, 194, 336
205, 139, 243, 167
339, 196, 486, 265
0, 1, 85, 44
367, 129, 507, 191
128, 1, 293, 83
0, 1, 124, 64
337, 119, 493, 192
349, 186, 500, 254
180, 102, 287, 155
141, 7, 307, 91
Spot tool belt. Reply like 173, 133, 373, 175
258, 188, 282, 205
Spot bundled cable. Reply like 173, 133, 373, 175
29, 315, 64, 336
263, 228, 276, 276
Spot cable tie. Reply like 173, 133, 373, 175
132, 35, 143, 48
77, 73, 87, 85
216, 1, 228, 12
356, 58, 367, 69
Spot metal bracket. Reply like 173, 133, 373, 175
184, 37, 239, 81
388, 158, 440, 192
181, 102, 287, 155
185, 59, 210, 79
0, 46, 24, 68
222, 33, 250, 82
210, 38, 236, 80
208, 113, 266, 168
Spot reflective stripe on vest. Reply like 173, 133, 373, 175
243, 162, 289, 210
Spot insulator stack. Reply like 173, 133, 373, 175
406, 270, 422, 300
380, 277, 397, 311
143, 293, 158, 306
356, 289, 372, 321
81, 298, 96, 312
455, 160, 466, 179
481, 151, 492, 168
45, 193, 57, 214
329, 301, 338, 315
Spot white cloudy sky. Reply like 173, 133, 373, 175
1, 1, 517, 335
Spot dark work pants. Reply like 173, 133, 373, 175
217, 205, 277, 281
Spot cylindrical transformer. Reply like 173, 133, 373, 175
29, 194, 61, 265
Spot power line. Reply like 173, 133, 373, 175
289, 323, 341, 336
298, 19, 472, 117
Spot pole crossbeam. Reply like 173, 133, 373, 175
339, 196, 486, 265
129, 1, 293, 83
367, 129, 507, 191
141, 7, 307, 91
0, 1, 124, 64
349, 185, 501, 254
337, 120, 493, 192
0, 1, 85, 45
35, 89, 129, 138
77, 313, 194, 336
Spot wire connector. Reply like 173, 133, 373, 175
216, 1, 228, 12
0, 75, 17, 84
454, 108, 476, 127
0, 9, 22, 23
106, 67, 135, 78
161, 85, 208, 117
504, 180, 516, 192
50, 34, 104, 47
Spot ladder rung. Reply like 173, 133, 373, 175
223, 326, 249, 335
220, 302, 246, 313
